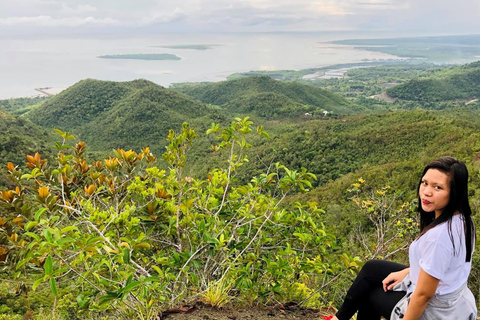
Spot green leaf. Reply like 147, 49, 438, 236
50, 277, 57, 296
56, 238, 76, 246
16, 259, 27, 270
143, 276, 162, 283
35, 208, 48, 222
98, 292, 120, 306
24, 221, 39, 231
199, 219, 205, 232
93, 272, 101, 284
44, 256, 53, 275
20, 174, 33, 180
24, 232, 41, 242
54, 129, 75, 140
119, 281, 142, 294
58, 144, 72, 150
189, 272, 198, 285
32, 277, 44, 291
86, 236, 104, 246
43, 229, 53, 243
123, 249, 131, 264
133, 242, 150, 250
61, 226, 78, 234
152, 266, 162, 275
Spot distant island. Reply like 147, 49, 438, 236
155, 44, 217, 50
98, 53, 181, 61
332, 34, 480, 63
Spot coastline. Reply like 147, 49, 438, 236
4, 58, 412, 101
5, 32, 479, 101
0, 33, 409, 100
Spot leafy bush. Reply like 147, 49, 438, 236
1, 118, 356, 319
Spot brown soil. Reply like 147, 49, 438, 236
369, 91, 397, 103
159, 303, 324, 320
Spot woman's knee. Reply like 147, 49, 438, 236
360, 259, 384, 273
360, 259, 406, 280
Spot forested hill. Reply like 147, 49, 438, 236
386, 61, 480, 102
23, 76, 357, 154
224, 108, 480, 189
172, 75, 356, 117
27, 79, 146, 129
26, 79, 215, 154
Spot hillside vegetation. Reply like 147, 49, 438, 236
0, 96, 49, 115
22, 76, 359, 159
27, 79, 138, 128
26, 79, 215, 154
172, 75, 357, 117
387, 61, 480, 102
225, 109, 480, 188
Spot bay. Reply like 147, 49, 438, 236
0, 32, 402, 99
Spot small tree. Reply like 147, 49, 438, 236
348, 179, 417, 261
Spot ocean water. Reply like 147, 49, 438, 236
0, 32, 401, 99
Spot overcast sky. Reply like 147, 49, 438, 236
1, 0, 480, 36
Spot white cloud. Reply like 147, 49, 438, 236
138, 8, 187, 25
0, 0, 479, 34
0, 15, 119, 27
59, 4, 98, 15
313, 1, 352, 15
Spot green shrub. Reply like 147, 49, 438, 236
1, 119, 353, 319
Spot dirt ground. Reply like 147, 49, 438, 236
159, 303, 325, 320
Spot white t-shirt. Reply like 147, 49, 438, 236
409, 214, 472, 295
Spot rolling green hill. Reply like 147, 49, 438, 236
172, 75, 357, 117
27, 79, 151, 129
386, 61, 480, 102
222, 92, 317, 118
26, 79, 215, 154
79, 85, 213, 152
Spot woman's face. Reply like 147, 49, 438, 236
419, 168, 451, 218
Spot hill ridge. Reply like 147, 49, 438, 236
172, 75, 357, 117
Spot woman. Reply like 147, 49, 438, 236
327, 157, 476, 320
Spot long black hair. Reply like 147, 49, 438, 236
417, 156, 475, 262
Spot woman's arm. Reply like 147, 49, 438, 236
402, 268, 440, 320
382, 267, 410, 291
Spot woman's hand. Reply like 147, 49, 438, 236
402, 268, 439, 320
382, 267, 410, 292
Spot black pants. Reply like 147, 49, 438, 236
336, 260, 408, 320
